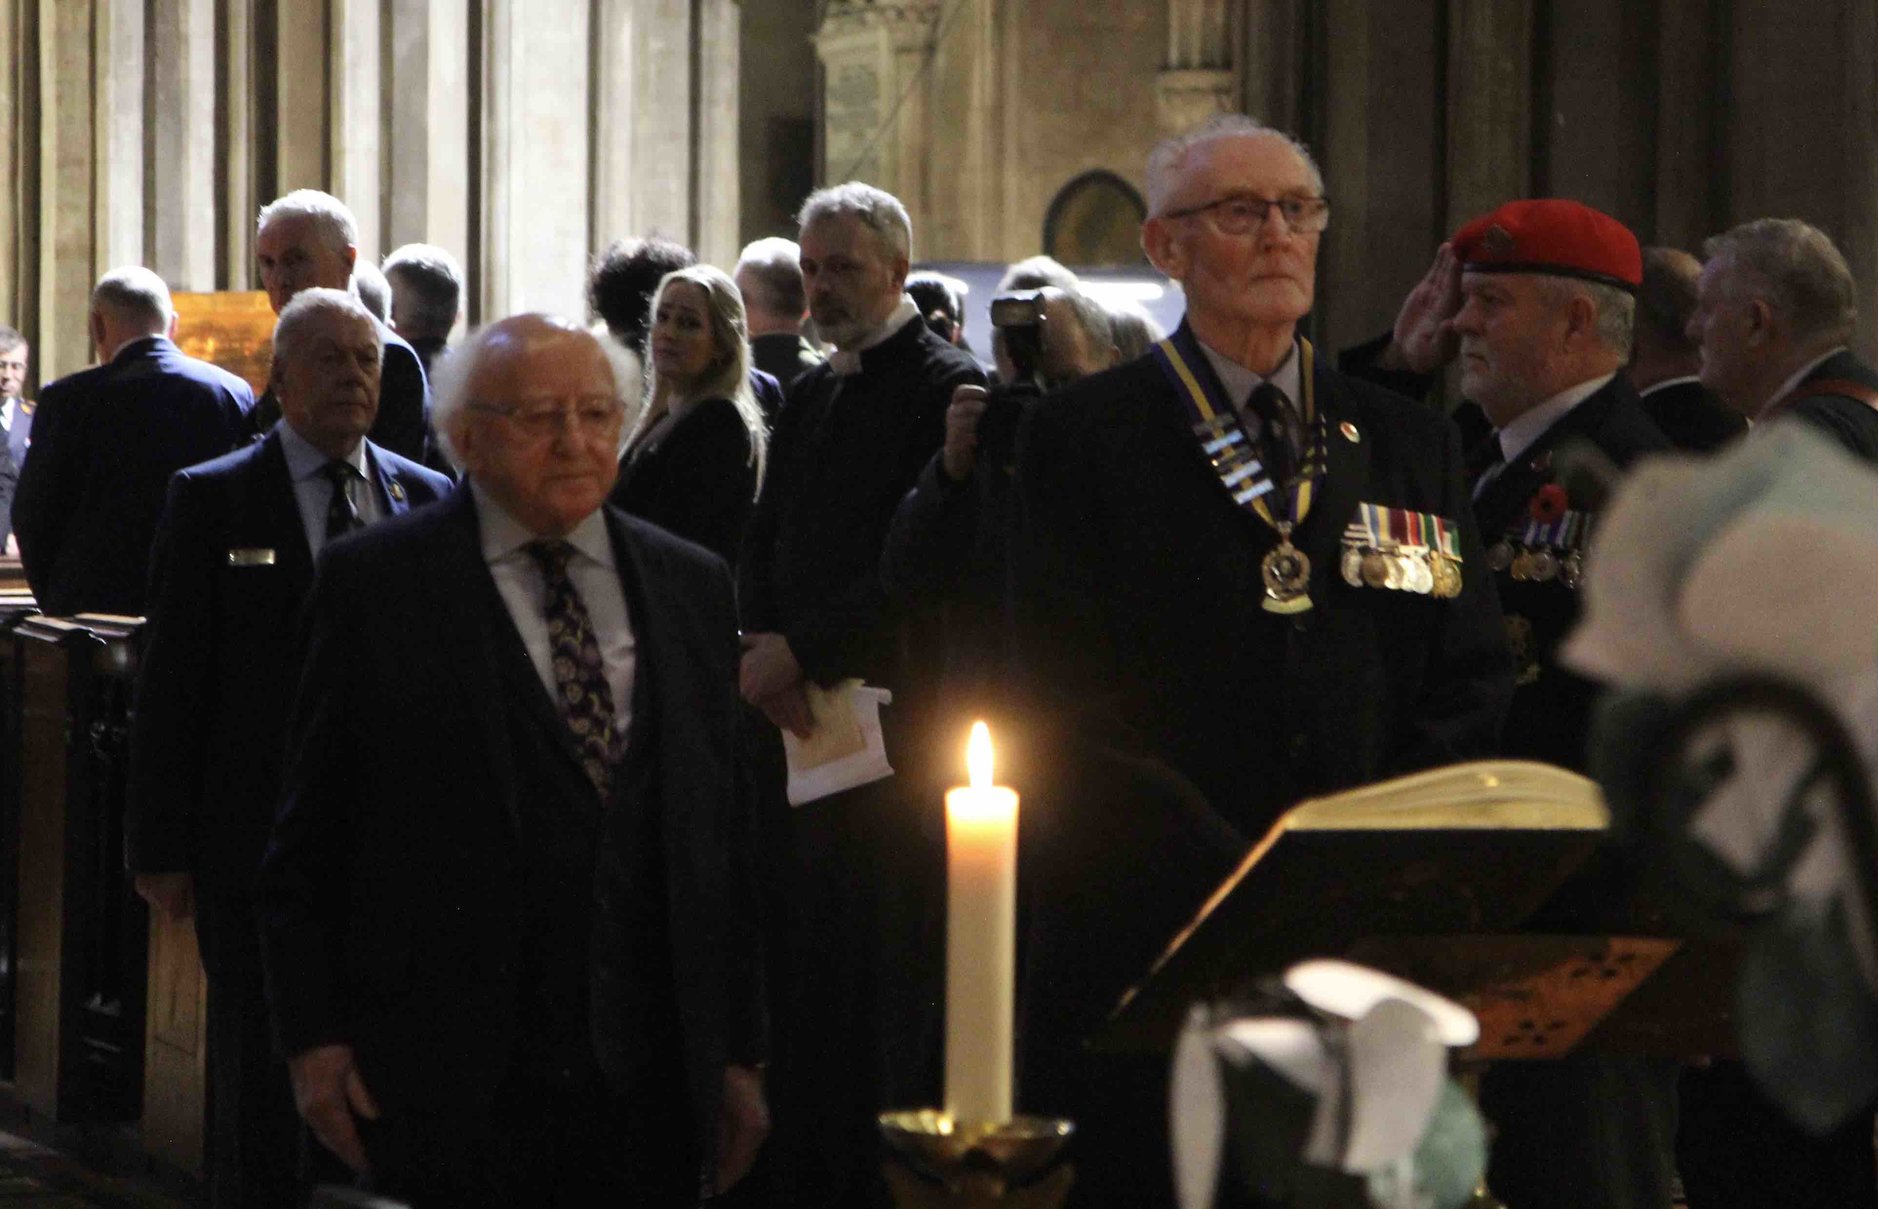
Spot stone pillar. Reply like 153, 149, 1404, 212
37, 0, 100, 379
220, 0, 257, 290
149, 0, 219, 290
1239, 0, 1304, 132
94, 0, 143, 276
275, 0, 329, 191
814, 1, 942, 223
1159, 0, 1234, 133
696, 0, 741, 266
329, 0, 383, 256
1443, 0, 1532, 233
383, 0, 472, 270
1652, 0, 1724, 253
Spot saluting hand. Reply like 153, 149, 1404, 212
289, 1043, 380, 1176
1383, 242, 1464, 375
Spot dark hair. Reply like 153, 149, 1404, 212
906, 271, 964, 342
588, 235, 697, 348
1635, 247, 1702, 357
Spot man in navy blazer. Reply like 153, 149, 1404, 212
257, 314, 767, 1206
13, 267, 252, 616
0, 326, 33, 544
245, 189, 433, 465
126, 288, 450, 1208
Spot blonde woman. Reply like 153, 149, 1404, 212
611, 265, 768, 567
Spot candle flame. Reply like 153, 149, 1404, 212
967, 721, 994, 790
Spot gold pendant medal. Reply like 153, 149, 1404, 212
1262, 527, 1313, 614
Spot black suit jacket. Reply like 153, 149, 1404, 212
14, 336, 253, 615
750, 331, 822, 395
244, 321, 431, 463
1637, 377, 1746, 453
124, 430, 451, 888
0, 397, 33, 541
610, 396, 758, 568
1767, 348, 1878, 462
257, 491, 762, 1168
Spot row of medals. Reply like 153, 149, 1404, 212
1339, 545, 1463, 598
1485, 540, 1583, 588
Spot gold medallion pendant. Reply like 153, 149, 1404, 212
1262, 535, 1313, 614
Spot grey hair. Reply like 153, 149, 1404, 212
797, 181, 913, 261
1103, 297, 1164, 361
1703, 218, 1859, 348
630, 265, 768, 496
382, 243, 465, 339
91, 266, 174, 332
430, 317, 640, 471
256, 189, 358, 258
1054, 287, 1116, 359
272, 287, 383, 368
733, 237, 807, 320
1535, 276, 1637, 359
997, 255, 1080, 294
1144, 113, 1325, 217
351, 261, 391, 323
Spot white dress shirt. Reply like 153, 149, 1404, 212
278, 422, 384, 558
474, 485, 636, 740
1470, 373, 1615, 500
1197, 336, 1304, 441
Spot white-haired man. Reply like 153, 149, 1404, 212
246, 189, 433, 463
734, 236, 821, 393
257, 314, 766, 1205
382, 243, 464, 378
1010, 115, 1511, 1206
738, 181, 985, 1207
1686, 217, 1878, 462
14, 266, 253, 615
126, 288, 449, 1208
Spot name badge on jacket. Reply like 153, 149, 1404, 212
227, 548, 277, 567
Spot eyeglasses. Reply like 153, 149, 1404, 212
1164, 194, 1332, 236
470, 397, 623, 439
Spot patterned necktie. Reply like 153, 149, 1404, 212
1247, 381, 1302, 489
322, 460, 363, 543
525, 540, 618, 798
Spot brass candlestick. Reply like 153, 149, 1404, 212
879, 1109, 1076, 1209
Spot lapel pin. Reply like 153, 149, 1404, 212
388, 480, 407, 502
1340, 421, 1360, 443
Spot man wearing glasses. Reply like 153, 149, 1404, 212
258, 314, 767, 1205
1010, 114, 1512, 1206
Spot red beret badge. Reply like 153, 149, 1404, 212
1529, 483, 1569, 524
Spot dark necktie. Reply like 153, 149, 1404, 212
322, 461, 363, 542
526, 540, 618, 798
1465, 432, 1507, 499
1247, 382, 1302, 489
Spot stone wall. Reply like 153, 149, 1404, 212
0, 0, 741, 385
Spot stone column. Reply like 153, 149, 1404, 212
1443, 0, 1532, 233
814, 1, 942, 223
37, 0, 100, 379
329, 0, 383, 256
94, 0, 143, 277
1159, 0, 1234, 133
1239, 0, 1304, 132
221, 0, 257, 290
382, 0, 471, 270
696, 0, 742, 266
275, 0, 329, 191
149, 0, 219, 290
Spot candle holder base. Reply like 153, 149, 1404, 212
879, 1109, 1075, 1208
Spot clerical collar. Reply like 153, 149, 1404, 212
1497, 372, 1614, 466
1196, 334, 1302, 413
1638, 374, 1700, 398
471, 481, 616, 571
278, 420, 369, 483
828, 295, 920, 375
1758, 346, 1845, 420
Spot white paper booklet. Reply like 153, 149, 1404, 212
782, 679, 894, 806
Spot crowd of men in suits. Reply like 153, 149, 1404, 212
4, 109, 1878, 1209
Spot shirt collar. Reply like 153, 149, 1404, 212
278, 420, 370, 483
828, 296, 921, 375
471, 481, 616, 570
1637, 374, 1701, 398
1760, 346, 1846, 419
1195, 335, 1302, 412
1498, 372, 1615, 465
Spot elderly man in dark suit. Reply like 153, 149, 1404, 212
1630, 247, 1747, 452
126, 288, 449, 1208
1010, 116, 1512, 1206
0, 325, 32, 547
13, 266, 252, 616
1687, 217, 1878, 463
258, 314, 767, 1207
246, 189, 432, 463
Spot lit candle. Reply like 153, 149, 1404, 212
944, 721, 1019, 1124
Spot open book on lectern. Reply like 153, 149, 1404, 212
1100, 760, 1731, 1061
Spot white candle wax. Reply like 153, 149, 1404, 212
944, 722, 1018, 1125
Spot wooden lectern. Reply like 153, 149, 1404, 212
1103, 760, 1727, 1062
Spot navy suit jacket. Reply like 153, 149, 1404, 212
124, 429, 452, 889
14, 336, 253, 616
1772, 348, 1878, 463
257, 491, 763, 1168
0, 397, 33, 540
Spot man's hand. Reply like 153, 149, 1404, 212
288, 1043, 379, 1176
942, 385, 989, 482
757, 682, 815, 740
1382, 242, 1464, 374
714, 1064, 770, 1194
133, 871, 195, 922
739, 632, 803, 705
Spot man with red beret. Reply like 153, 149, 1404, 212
1355, 198, 1677, 1209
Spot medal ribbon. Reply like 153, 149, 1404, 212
1515, 509, 1592, 550
1153, 326, 1322, 530
1346, 504, 1464, 560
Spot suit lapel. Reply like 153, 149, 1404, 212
1294, 357, 1370, 568
363, 441, 415, 517
1472, 384, 1617, 537
255, 431, 317, 595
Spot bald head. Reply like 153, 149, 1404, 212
90, 266, 175, 362
434, 315, 636, 537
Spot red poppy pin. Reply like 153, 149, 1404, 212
1529, 483, 1569, 524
